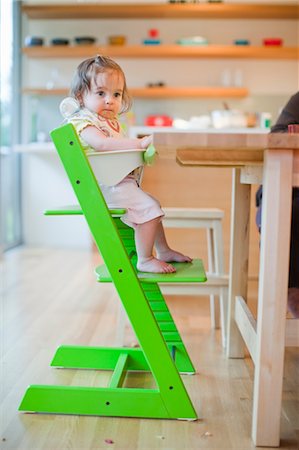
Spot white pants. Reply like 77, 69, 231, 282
100, 177, 164, 229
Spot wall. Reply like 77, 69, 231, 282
20, 0, 298, 276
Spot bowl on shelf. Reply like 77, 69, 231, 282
74, 36, 96, 45
24, 36, 44, 46
51, 38, 70, 46
108, 35, 126, 46
176, 36, 208, 46
234, 39, 250, 46
143, 28, 161, 45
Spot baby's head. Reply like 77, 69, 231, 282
70, 55, 131, 114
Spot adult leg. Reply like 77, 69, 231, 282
287, 188, 299, 317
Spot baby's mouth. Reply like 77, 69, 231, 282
101, 110, 114, 119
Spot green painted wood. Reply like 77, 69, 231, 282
19, 386, 173, 418
159, 322, 177, 332
167, 343, 197, 374
49, 123, 197, 417
95, 258, 207, 283
154, 311, 172, 321
18, 123, 207, 420
44, 205, 126, 216
109, 353, 129, 388
148, 301, 168, 312
51, 346, 150, 371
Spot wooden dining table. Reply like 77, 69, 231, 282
153, 130, 299, 448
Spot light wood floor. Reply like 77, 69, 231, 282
1, 247, 298, 450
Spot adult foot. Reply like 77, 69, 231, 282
157, 249, 192, 263
137, 256, 176, 274
288, 288, 299, 318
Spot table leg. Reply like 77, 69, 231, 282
252, 149, 293, 447
226, 168, 251, 358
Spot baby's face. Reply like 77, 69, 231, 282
82, 69, 124, 119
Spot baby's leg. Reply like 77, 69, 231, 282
155, 222, 192, 263
135, 218, 176, 273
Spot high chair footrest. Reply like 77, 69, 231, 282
95, 258, 207, 283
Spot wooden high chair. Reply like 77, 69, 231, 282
19, 123, 207, 420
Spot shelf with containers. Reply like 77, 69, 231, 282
21, 2, 299, 101
21, 1, 299, 137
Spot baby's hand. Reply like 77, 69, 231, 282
140, 134, 153, 149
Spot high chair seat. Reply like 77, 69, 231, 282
86, 149, 144, 186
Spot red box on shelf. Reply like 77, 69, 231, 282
263, 38, 283, 46
145, 115, 173, 127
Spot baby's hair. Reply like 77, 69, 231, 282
70, 55, 132, 113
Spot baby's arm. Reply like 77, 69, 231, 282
81, 125, 152, 151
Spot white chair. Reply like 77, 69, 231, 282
116, 207, 228, 348
161, 207, 228, 347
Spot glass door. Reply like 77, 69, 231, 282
0, 0, 22, 251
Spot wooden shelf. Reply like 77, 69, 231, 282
23, 88, 68, 96
22, 3, 299, 20
132, 86, 249, 98
22, 86, 249, 98
22, 45, 298, 60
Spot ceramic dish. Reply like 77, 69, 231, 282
24, 36, 44, 46
74, 37, 96, 45
108, 35, 126, 45
176, 36, 208, 46
234, 39, 250, 46
51, 38, 69, 46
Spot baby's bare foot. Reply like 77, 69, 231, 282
157, 249, 192, 263
137, 256, 176, 274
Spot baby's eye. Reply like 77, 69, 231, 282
114, 92, 122, 98
98, 91, 105, 96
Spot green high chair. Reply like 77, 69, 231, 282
19, 123, 207, 420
